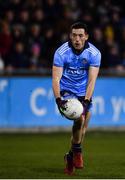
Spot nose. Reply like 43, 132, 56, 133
75, 35, 80, 42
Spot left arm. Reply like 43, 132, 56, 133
85, 66, 100, 100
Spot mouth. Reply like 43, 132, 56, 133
75, 42, 80, 46
74, 43, 81, 49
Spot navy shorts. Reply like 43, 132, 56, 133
60, 90, 92, 111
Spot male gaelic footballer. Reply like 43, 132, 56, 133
52, 22, 101, 175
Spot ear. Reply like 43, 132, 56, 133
85, 34, 89, 40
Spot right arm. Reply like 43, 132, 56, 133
52, 65, 63, 98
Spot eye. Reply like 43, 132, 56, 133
79, 34, 84, 38
72, 33, 77, 37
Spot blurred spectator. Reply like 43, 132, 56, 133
29, 43, 41, 70
106, 44, 124, 71
0, 0, 125, 71
119, 26, 125, 54
0, 55, 5, 70
32, 8, 45, 26
12, 24, 25, 42
5, 0, 22, 15
80, 11, 94, 30
42, 25, 58, 67
28, 24, 43, 47
91, 27, 106, 68
43, 0, 58, 22
18, 8, 30, 31
104, 25, 114, 41
4, 9, 15, 26
0, 21, 13, 66
7, 41, 29, 69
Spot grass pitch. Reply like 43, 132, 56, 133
0, 131, 125, 179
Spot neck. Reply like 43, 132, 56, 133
71, 46, 84, 55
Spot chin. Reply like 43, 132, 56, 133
75, 47, 82, 51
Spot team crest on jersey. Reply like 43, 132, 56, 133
82, 58, 88, 64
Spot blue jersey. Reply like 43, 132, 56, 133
53, 41, 101, 96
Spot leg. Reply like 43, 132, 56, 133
64, 116, 84, 174
70, 112, 91, 168
64, 113, 91, 174
81, 111, 91, 143
71, 116, 84, 169
71, 115, 84, 144
71, 111, 91, 144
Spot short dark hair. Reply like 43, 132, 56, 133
70, 22, 88, 34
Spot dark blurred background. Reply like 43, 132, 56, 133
1, 2, 125, 178
0, 0, 125, 75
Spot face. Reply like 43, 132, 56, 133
70, 28, 88, 50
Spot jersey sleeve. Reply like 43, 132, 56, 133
53, 51, 64, 67
90, 51, 101, 67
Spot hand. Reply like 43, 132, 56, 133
56, 97, 67, 116
80, 99, 90, 115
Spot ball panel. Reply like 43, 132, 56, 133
63, 98, 83, 120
